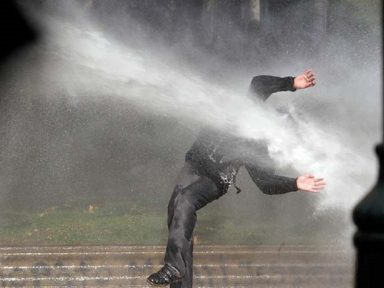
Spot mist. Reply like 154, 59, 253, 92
0, 0, 380, 245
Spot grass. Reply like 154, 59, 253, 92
0, 200, 342, 246
0, 202, 167, 246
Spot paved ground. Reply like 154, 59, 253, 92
0, 245, 354, 287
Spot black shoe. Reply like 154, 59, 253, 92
147, 264, 182, 286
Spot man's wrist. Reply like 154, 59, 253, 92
294, 177, 299, 191
287, 76, 297, 92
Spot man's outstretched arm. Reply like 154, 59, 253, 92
250, 69, 316, 101
245, 165, 325, 195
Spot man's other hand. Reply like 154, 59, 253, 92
296, 175, 325, 193
293, 69, 316, 89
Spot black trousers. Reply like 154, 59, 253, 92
164, 162, 223, 288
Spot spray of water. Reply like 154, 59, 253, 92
0, 2, 375, 227
22, 3, 377, 215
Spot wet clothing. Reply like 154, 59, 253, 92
250, 75, 296, 101
184, 75, 298, 196
163, 75, 299, 288
164, 163, 219, 288
185, 128, 298, 196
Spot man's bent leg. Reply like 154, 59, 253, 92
148, 163, 222, 287
165, 174, 222, 287
167, 164, 200, 230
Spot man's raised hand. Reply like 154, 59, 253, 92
296, 175, 325, 193
293, 69, 316, 89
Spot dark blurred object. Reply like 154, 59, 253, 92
352, 4, 384, 287
0, 0, 37, 64
353, 146, 384, 287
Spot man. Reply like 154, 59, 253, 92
147, 70, 325, 287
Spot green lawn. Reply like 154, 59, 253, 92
0, 200, 343, 246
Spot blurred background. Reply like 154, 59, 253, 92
0, 0, 381, 246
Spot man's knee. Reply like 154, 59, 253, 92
174, 189, 196, 212
168, 185, 195, 227
168, 185, 184, 211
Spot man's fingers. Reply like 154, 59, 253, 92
311, 186, 325, 192
314, 178, 326, 187
305, 71, 315, 78
307, 75, 315, 82
314, 182, 326, 187
312, 181, 325, 187
314, 181, 326, 187
305, 70, 314, 77
314, 184, 326, 189
303, 70, 316, 87
300, 173, 326, 192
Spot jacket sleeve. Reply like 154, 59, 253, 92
245, 165, 298, 195
249, 75, 296, 101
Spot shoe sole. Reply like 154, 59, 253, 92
146, 278, 169, 287
146, 277, 182, 287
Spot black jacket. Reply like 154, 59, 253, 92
185, 75, 298, 195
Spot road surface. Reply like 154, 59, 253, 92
0, 245, 353, 287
